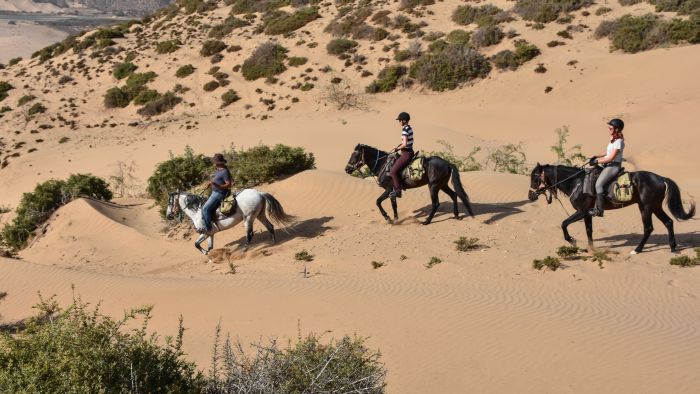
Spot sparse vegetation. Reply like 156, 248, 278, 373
471, 25, 505, 47
426, 140, 482, 171
595, 14, 700, 53
591, 250, 612, 268
425, 256, 442, 269
225, 144, 316, 187
17, 95, 36, 107
454, 237, 480, 252
1, 175, 111, 249
156, 39, 182, 54
241, 42, 288, 81
221, 89, 240, 108
8, 57, 21, 66
263, 7, 320, 35
514, 0, 594, 23
200, 40, 228, 57
365, 65, 407, 93
27, 103, 46, 116
452, 4, 507, 27
146, 146, 211, 212
326, 38, 358, 56
136, 92, 182, 117
104, 87, 131, 108
371, 260, 385, 269
551, 126, 586, 165
669, 249, 700, 267
203, 81, 221, 92
0, 81, 14, 102
176, 64, 196, 78
295, 249, 314, 262
533, 256, 561, 271
209, 15, 249, 38
288, 56, 308, 67
491, 40, 541, 70
112, 62, 137, 80
487, 144, 528, 174
133, 89, 161, 106
556, 245, 581, 259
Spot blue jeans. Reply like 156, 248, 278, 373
202, 190, 225, 231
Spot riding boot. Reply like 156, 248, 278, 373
389, 187, 402, 199
589, 193, 606, 217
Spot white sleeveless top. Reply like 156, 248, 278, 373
606, 139, 624, 163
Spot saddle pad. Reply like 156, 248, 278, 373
612, 172, 633, 202
583, 168, 599, 196
220, 193, 237, 216
404, 156, 425, 182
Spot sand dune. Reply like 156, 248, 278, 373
1, 0, 700, 392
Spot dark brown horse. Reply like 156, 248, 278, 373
345, 144, 474, 224
528, 163, 695, 254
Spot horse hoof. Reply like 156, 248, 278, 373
630, 250, 640, 255
568, 239, 577, 247
454, 216, 463, 220
422, 221, 431, 226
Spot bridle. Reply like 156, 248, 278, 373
167, 192, 182, 219
347, 146, 390, 181
529, 168, 555, 204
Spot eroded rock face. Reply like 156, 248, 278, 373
32, 0, 175, 15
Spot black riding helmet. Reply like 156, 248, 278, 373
396, 112, 410, 122
607, 118, 624, 132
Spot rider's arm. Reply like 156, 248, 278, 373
211, 170, 233, 189
395, 135, 408, 151
597, 148, 619, 165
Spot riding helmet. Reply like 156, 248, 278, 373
396, 112, 411, 122
607, 118, 624, 131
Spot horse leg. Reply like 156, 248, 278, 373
423, 184, 441, 225
376, 189, 392, 223
194, 234, 209, 255
583, 214, 594, 250
257, 214, 276, 244
561, 210, 587, 246
653, 207, 676, 252
244, 216, 255, 250
208, 234, 214, 252
390, 195, 398, 221
632, 207, 654, 255
440, 184, 460, 219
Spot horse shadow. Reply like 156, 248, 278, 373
412, 200, 530, 224
596, 231, 700, 252
224, 216, 334, 250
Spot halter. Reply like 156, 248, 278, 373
349, 145, 391, 185
167, 191, 182, 219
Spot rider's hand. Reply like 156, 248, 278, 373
588, 157, 598, 166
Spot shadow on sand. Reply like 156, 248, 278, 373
411, 200, 530, 224
596, 231, 700, 252
224, 216, 334, 250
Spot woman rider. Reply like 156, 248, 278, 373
588, 118, 625, 217
389, 112, 414, 198
202, 153, 232, 232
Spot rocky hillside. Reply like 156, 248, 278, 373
0, 0, 697, 170
4, 0, 175, 14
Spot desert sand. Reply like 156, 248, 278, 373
1, 0, 699, 392
0, 19, 67, 63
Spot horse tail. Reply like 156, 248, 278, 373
663, 178, 696, 221
449, 164, 474, 217
261, 193, 296, 225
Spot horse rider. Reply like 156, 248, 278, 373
588, 118, 625, 217
389, 111, 414, 198
202, 153, 233, 232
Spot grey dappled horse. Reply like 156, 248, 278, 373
166, 189, 295, 255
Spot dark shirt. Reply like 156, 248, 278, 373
212, 167, 232, 193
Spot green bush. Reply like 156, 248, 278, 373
514, 0, 594, 23
136, 92, 182, 117
241, 42, 288, 81
471, 25, 504, 47
208, 329, 386, 393
0, 294, 205, 392
556, 245, 581, 259
225, 144, 316, 187
200, 40, 227, 57
454, 237, 480, 252
288, 56, 308, 66
203, 80, 221, 92
112, 62, 137, 79
295, 249, 314, 262
452, 4, 505, 27
551, 126, 585, 165
7, 57, 21, 66
17, 95, 36, 106
209, 15, 249, 38
91, 27, 125, 40
133, 89, 161, 105
146, 147, 211, 211
176, 64, 195, 78
126, 71, 157, 90
533, 256, 561, 271
221, 89, 240, 107
597, 14, 700, 53
27, 103, 46, 116
487, 144, 528, 174
1, 174, 111, 249
0, 81, 13, 103
264, 7, 320, 35
446, 29, 471, 45
104, 87, 131, 108
426, 140, 482, 171
425, 256, 442, 268
650, 0, 700, 14
365, 65, 407, 93
228, 0, 288, 14
156, 39, 182, 54
97, 38, 116, 49
409, 43, 491, 91
326, 38, 358, 56
491, 39, 541, 70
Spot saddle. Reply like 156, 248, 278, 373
219, 192, 238, 216
385, 152, 426, 183
582, 167, 633, 202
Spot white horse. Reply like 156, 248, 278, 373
166, 189, 295, 255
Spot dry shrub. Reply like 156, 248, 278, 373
514, 0, 594, 23
323, 80, 369, 110
241, 42, 288, 81
410, 44, 491, 91
136, 92, 182, 116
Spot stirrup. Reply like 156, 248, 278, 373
588, 208, 604, 217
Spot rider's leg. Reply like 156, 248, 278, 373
389, 150, 413, 198
590, 166, 619, 217
202, 191, 224, 231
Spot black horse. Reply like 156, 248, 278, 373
528, 163, 695, 254
345, 144, 474, 224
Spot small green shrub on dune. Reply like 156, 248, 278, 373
487, 144, 528, 174
326, 38, 358, 56
241, 42, 288, 81
410, 43, 491, 91
91, 27, 125, 40
514, 0, 594, 23
156, 39, 182, 54
471, 25, 505, 47
365, 64, 407, 93
27, 103, 46, 116
556, 245, 581, 259
200, 40, 228, 57
97, 38, 116, 49
228, 0, 288, 14
491, 39, 541, 70
452, 4, 507, 27
133, 89, 161, 105
177, 0, 217, 14
112, 62, 137, 80
175, 64, 195, 78
596, 14, 700, 53
104, 87, 131, 108
551, 126, 585, 165
17, 95, 36, 107
203, 80, 221, 92
427, 140, 482, 171
226, 144, 316, 187
533, 256, 561, 271
136, 92, 181, 117
425, 256, 442, 268
124, 71, 157, 97
263, 7, 320, 35
295, 249, 314, 262
0, 294, 205, 392
146, 147, 210, 211
288, 56, 308, 67
650, 0, 700, 14
1, 175, 111, 249
209, 15, 249, 38
0, 81, 13, 103
455, 237, 480, 252
446, 29, 471, 45
7, 57, 21, 66
221, 89, 240, 108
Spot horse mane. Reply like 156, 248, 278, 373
182, 192, 206, 210
356, 143, 388, 156
542, 164, 584, 197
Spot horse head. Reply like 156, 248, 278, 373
528, 163, 548, 202
166, 191, 181, 220
345, 144, 365, 174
